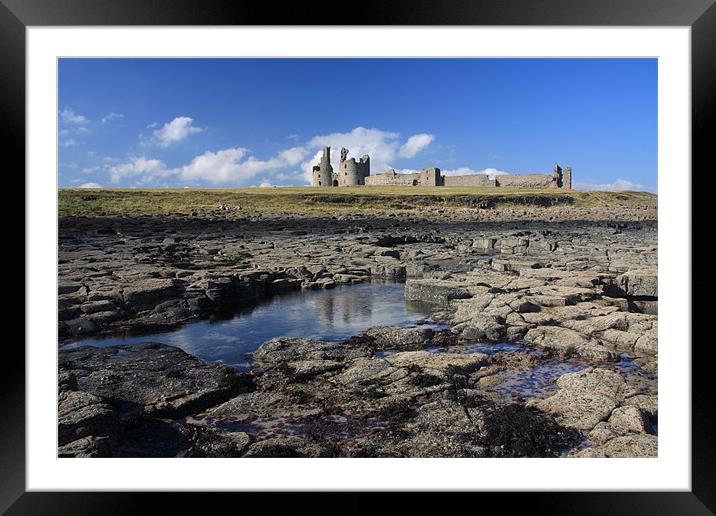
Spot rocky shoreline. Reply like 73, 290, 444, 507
58, 208, 657, 458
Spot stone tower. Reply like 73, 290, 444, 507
553, 163, 563, 187
337, 147, 370, 186
552, 163, 573, 189
312, 146, 334, 187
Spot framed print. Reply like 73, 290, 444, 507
6, 0, 713, 512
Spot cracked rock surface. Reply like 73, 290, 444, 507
58, 210, 657, 457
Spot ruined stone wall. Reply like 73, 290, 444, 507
563, 167, 572, 189
443, 175, 496, 187
419, 168, 441, 186
365, 170, 420, 186
366, 167, 442, 187
357, 155, 370, 184
496, 174, 558, 189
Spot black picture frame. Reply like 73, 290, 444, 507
5, 0, 710, 513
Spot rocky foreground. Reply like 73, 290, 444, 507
58, 207, 657, 458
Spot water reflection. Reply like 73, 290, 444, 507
62, 282, 435, 370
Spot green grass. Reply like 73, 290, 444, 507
58, 186, 658, 216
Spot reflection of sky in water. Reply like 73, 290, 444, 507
490, 361, 587, 401
62, 283, 434, 369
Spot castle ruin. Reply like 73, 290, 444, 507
312, 146, 370, 187
310, 146, 572, 189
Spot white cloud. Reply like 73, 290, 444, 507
278, 146, 309, 166
101, 112, 124, 124
104, 145, 309, 186
109, 157, 171, 184
178, 148, 250, 182
259, 181, 273, 188
79, 182, 102, 188
82, 166, 100, 173
399, 133, 435, 158
60, 107, 89, 125
574, 178, 655, 193
61, 139, 78, 148
179, 147, 310, 183
151, 116, 203, 147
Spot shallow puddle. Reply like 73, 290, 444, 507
489, 361, 588, 401
62, 282, 438, 369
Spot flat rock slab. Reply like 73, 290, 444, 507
363, 326, 435, 351
523, 326, 617, 362
616, 269, 658, 298
527, 367, 625, 432
253, 337, 367, 365
58, 390, 119, 447
59, 342, 252, 418
122, 278, 182, 310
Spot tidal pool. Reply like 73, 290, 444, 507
62, 282, 438, 369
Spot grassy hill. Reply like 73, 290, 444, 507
59, 186, 658, 216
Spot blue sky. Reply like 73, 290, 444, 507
58, 58, 657, 191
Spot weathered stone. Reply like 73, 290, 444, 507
57, 209, 658, 458
59, 343, 252, 418
608, 406, 653, 434
58, 436, 112, 458
253, 337, 364, 366
574, 434, 657, 458
624, 394, 658, 420
523, 326, 617, 361
386, 350, 489, 376
244, 436, 322, 458
58, 390, 119, 446
363, 326, 435, 350
616, 269, 658, 298
527, 368, 625, 432
122, 278, 181, 310
457, 314, 506, 341
404, 279, 472, 305
587, 422, 620, 445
